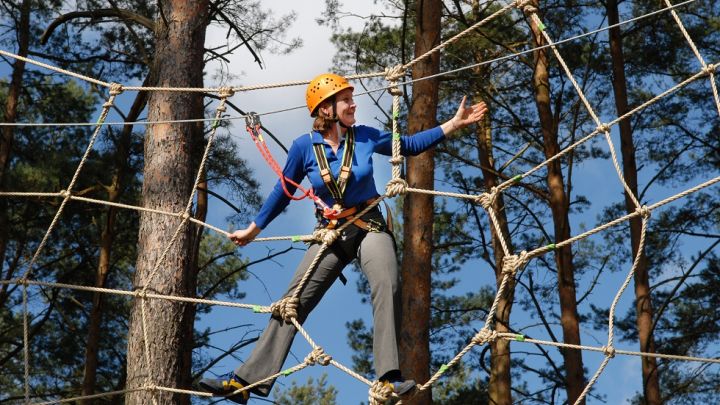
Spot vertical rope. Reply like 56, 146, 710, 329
137, 89, 233, 403
385, 66, 406, 181
20, 84, 123, 403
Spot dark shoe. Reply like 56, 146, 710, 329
198, 372, 249, 404
382, 378, 417, 396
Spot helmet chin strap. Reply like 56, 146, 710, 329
331, 97, 350, 131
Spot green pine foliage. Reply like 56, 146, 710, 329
272, 374, 339, 405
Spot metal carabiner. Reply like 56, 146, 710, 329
245, 112, 261, 129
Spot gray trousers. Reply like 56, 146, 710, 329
235, 226, 400, 396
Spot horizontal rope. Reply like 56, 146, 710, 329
506, 335, 720, 364
0, 0, 698, 129
406, 187, 480, 200
0, 278, 266, 310
31, 387, 148, 405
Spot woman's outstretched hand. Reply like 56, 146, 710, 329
229, 222, 261, 247
441, 96, 488, 136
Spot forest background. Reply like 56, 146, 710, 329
0, 0, 718, 404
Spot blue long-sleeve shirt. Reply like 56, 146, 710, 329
253, 124, 446, 229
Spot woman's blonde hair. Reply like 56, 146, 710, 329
312, 101, 338, 132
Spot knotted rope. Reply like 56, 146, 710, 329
475, 187, 498, 209
501, 251, 529, 276
472, 328, 499, 345
636, 205, 651, 218
305, 347, 332, 366
368, 380, 394, 405
384, 65, 406, 94
385, 178, 408, 197
270, 297, 299, 322
312, 228, 340, 245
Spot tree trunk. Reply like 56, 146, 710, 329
81, 186, 118, 404
606, 2, 662, 403
179, 172, 207, 405
526, 2, 585, 403
0, 0, 31, 286
81, 85, 149, 403
475, 110, 515, 405
400, 1, 441, 404
125, 1, 208, 403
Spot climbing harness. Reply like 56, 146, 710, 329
311, 126, 355, 214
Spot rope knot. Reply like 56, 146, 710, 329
58, 189, 70, 198
703, 63, 716, 76
369, 380, 394, 405
109, 83, 124, 96
384, 65, 406, 82
385, 65, 405, 96
305, 347, 332, 366
181, 212, 191, 220
636, 205, 651, 219
515, 0, 537, 14
603, 345, 616, 358
472, 328, 498, 345
388, 156, 405, 166
312, 228, 340, 245
385, 178, 408, 197
270, 297, 299, 322
475, 187, 498, 209
502, 250, 529, 276
597, 123, 611, 134
218, 87, 235, 99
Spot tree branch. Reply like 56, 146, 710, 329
40, 9, 154, 45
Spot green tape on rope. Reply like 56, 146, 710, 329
513, 175, 522, 183
515, 334, 526, 342
392, 133, 401, 140
538, 22, 546, 31
439, 364, 449, 373
547, 243, 556, 250
252, 305, 262, 313
281, 368, 294, 376
291, 235, 301, 242
393, 112, 400, 119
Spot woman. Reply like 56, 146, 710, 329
199, 73, 487, 403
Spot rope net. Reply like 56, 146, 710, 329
1, 0, 718, 404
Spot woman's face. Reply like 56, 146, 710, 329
320, 88, 356, 127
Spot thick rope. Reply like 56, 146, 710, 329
369, 380, 394, 405
500, 334, 720, 364
387, 66, 405, 181
136, 91, 233, 398
19, 84, 122, 402
0, 278, 267, 309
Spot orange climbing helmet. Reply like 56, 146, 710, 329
306, 73, 354, 117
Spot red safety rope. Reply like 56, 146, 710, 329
244, 113, 340, 218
